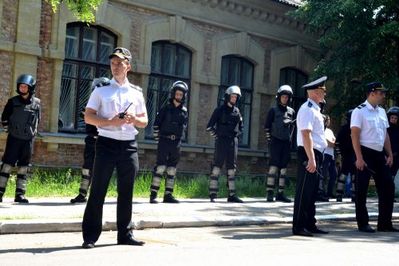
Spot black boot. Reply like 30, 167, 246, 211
150, 191, 158, 204
276, 192, 291, 203
227, 194, 244, 203
163, 193, 179, 203
14, 194, 29, 203
70, 194, 87, 203
210, 193, 217, 203
266, 191, 274, 202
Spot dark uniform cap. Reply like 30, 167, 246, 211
366, 81, 388, 92
109, 47, 132, 61
302, 76, 328, 91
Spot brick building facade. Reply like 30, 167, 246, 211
0, 0, 318, 177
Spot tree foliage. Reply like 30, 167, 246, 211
292, 0, 399, 114
45, 0, 103, 22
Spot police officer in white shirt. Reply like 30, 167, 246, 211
292, 76, 329, 237
351, 81, 398, 233
82, 47, 148, 248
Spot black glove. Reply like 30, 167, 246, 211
206, 127, 217, 138
265, 129, 271, 143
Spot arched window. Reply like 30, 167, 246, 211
146, 41, 192, 139
218, 55, 254, 147
279, 67, 308, 112
59, 23, 116, 132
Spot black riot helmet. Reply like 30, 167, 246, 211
276, 85, 293, 105
224, 85, 241, 106
169, 81, 188, 104
16, 74, 36, 95
387, 106, 399, 118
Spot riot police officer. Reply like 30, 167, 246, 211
207, 85, 244, 203
150, 81, 189, 204
71, 77, 110, 204
0, 74, 41, 203
387, 106, 399, 181
264, 85, 295, 202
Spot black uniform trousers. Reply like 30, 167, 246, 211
355, 146, 395, 229
293, 146, 323, 233
82, 135, 96, 170
2, 134, 33, 166
156, 137, 181, 167
213, 136, 238, 169
269, 137, 291, 168
82, 136, 139, 243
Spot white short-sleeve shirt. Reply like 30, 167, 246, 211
350, 100, 388, 152
86, 78, 147, 140
296, 98, 327, 153
324, 127, 335, 158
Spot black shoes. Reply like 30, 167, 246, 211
316, 195, 329, 202
293, 228, 313, 237
275, 192, 291, 203
117, 237, 145, 246
358, 225, 376, 233
150, 191, 158, 204
377, 226, 399, 232
14, 194, 29, 203
82, 237, 145, 248
70, 194, 87, 204
266, 191, 274, 202
267, 191, 291, 203
308, 228, 329, 234
210, 194, 216, 203
227, 195, 244, 203
82, 241, 95, 249
163, 194, 179, 203
150, 193, 179, 203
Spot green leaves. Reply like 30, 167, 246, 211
46, 0, 103, 23
292, 0, 399, 112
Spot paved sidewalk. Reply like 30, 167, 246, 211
0, 197, 398, 234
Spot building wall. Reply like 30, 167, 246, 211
0, 0, 318, 177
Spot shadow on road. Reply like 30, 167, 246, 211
0, 243, 116, 254
218, 220, 399, 243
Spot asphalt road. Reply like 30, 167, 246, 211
1, 221, 398, 266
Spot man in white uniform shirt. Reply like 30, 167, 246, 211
351, 82, 397, 233
292, 76, 329, 237
82, 47, 148, 248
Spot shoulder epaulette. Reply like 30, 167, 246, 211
357, 103, 366, 109
129, 83, 143, 92
307, 101, 312, 108
94, 78, 111, 88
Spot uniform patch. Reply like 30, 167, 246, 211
357, 103, 366, 109
307, 101, 313, 107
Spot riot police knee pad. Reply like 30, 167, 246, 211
211, 166, 221, 177
268, 166, 278, 175
166, 167, 177, 176
154, 165, 167, 175
1, 163, 12, 174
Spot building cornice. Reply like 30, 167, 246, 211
188, 0, 305, 31
113, 0, 317, 49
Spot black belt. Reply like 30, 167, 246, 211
160, 134, 179, 140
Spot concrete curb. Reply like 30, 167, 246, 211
2, 213, 394, 234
